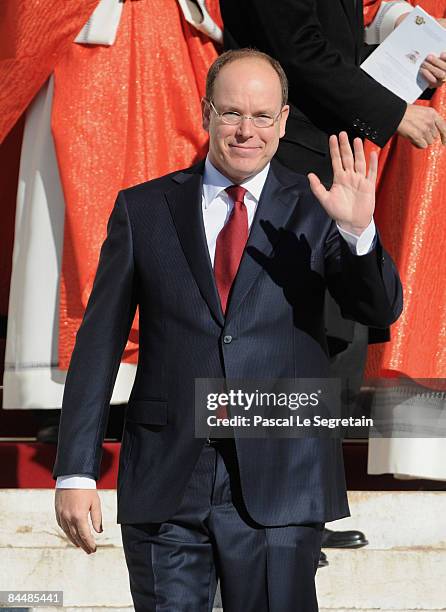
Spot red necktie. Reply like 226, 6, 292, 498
214, 185, 248, 315
213, 186, 248, 425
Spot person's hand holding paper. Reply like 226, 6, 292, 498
394, 11, 446, 88
420, 52, 446, 89
361, 6, 446, 148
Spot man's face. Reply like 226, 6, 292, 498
202, 58, 289, 183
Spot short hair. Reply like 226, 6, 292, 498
205, 48, 288, 107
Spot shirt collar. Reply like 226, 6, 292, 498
203, 156, 270, 209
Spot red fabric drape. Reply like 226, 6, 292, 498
0, 118, 24, 319
52, 0, 222, 368
0, 0, 100, 144
0, 0, 222, 371
363, 0, 383, 27
365, 0, 446, 379
0, 0, 97, 370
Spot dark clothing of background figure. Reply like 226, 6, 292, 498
220, 0, 407, 350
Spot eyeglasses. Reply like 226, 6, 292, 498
206, 99, 283, 128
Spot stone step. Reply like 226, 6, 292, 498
4, 609, 442, 612
2, 490, 444, 549
327, 490, 446, 549
316, 549, 446, 609
3, 547, 444, 610
0, 490, 444, 610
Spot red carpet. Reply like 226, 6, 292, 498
0, 442, 120, 488
1, 441, 443, 490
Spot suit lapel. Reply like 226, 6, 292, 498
225, 163, 301, 321
165, 164, 225, 327
166, 161, 303, 326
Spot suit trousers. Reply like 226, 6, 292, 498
120, 438, 324, 612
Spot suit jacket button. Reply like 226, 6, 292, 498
223, 335, 233, 344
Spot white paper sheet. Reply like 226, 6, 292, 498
361, 6, 446, 103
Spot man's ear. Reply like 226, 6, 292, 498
279, 105, 290, 139
202, 98, 210, 132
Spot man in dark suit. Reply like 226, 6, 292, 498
54, 49, 402, 611
220, 0, 446, 552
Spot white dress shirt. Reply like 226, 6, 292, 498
56, 157, 376, 489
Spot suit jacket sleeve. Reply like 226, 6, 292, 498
53, 191, 137, 480
324, 221, 403, 328
221, 0, 407, 147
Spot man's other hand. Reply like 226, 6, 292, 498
397, 104, 446, 148
55, 489, 103, 554
308, 132, 377, 236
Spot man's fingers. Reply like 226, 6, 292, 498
55, 512, 62, 529
67, 523, 89, 553
421, 109, 445, 145
412, 137, 428, 149
328, 134, 343, 176
419, 67, 441, 87
423, 128, 435, 146
435, 115, 446, 145
367, 150, 378, 184
353, 137, 366, 175
90, 497, 103, 534
66, 518, 96, 554
397, 104, 444, 148
55, 489, 100, 554
62, 517, 95, 554
77, 522, 97, 553
59, 516, 81, 549
338, 131, 354, 171
422, 56, 446, 84
308, 172, 329, 207
424, 54, 446, 70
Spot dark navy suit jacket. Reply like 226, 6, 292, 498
53, 159, 403, 525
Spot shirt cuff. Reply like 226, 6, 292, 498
337, 219, 376, 255
56, 475, 97, 489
